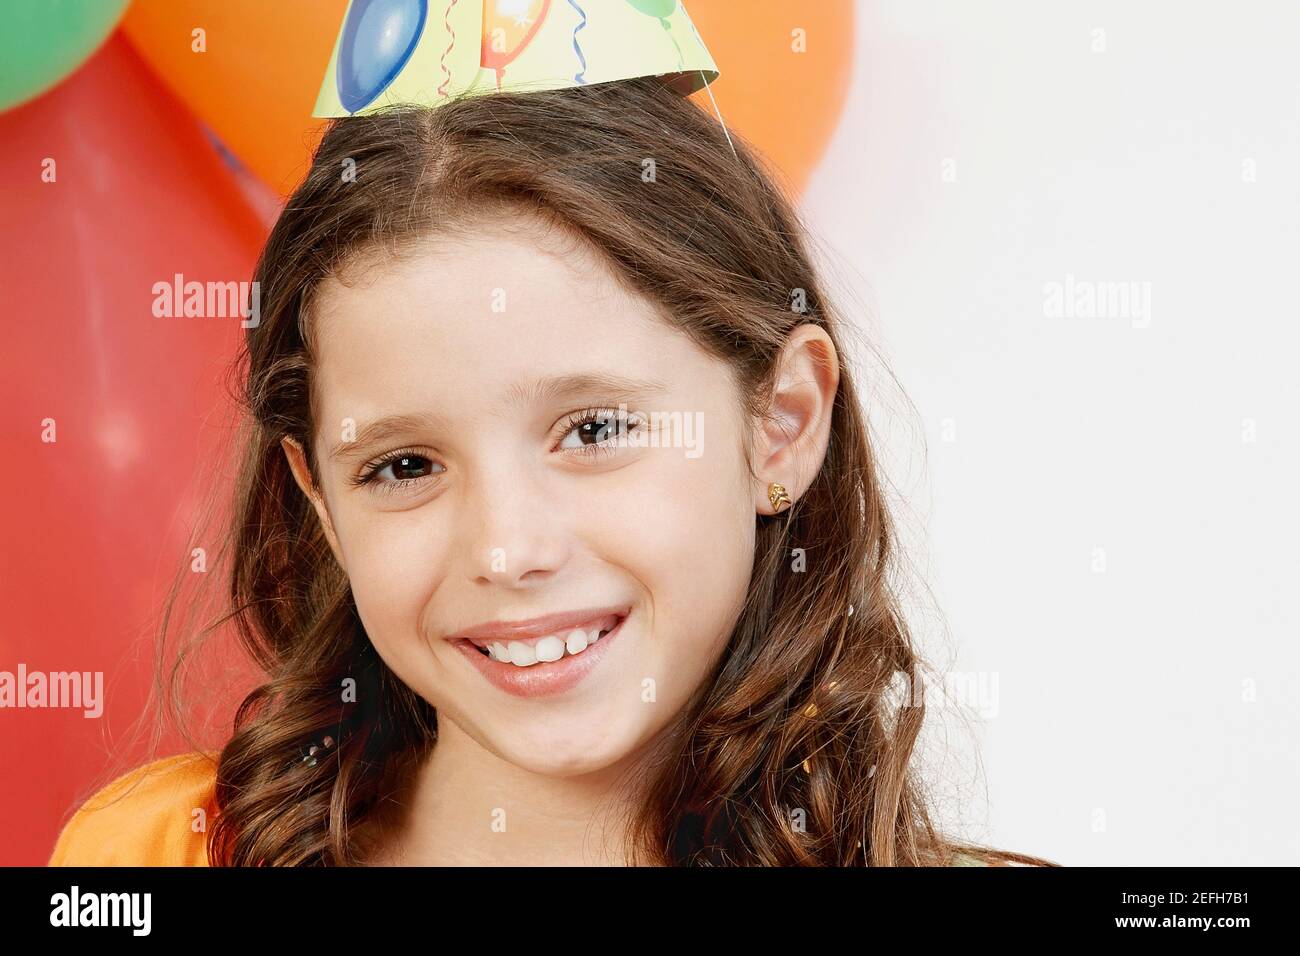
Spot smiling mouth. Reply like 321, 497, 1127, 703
461, 615, 623, 668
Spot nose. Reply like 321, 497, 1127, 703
461, 459, 570, 589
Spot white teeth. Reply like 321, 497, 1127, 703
565, 628, 589, 655
480, 624, 612, 667
535, 636, 566, 663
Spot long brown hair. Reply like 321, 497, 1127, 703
153, 76, 1054, 866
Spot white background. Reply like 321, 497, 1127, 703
800, 1, 1300, 865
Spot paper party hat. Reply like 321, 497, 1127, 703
313, 0, 720, 118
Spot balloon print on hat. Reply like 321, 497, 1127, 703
482, 0, 552, 88
336, 0, 429, 113
625, 0, 678, 18
569, 0, 589, 85
624, 0, 684, 70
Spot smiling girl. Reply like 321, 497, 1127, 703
50, 76, 1055, 867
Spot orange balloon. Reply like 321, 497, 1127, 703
121, 0, 346, 196
482, 0, 551, 82
122, 0, 852, 199
684, 0, 855, 196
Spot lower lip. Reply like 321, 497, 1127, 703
452, 613, 629, 699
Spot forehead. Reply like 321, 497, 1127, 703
307, 218, 684, 424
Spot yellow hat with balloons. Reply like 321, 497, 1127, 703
313, 0, 719, 118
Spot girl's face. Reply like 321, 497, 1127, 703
287, 216, 762, 778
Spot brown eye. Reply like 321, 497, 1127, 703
559, 412, 636, 451
387, 455, 432, 480
369, 453, 440, 485
581, 418, 621, 443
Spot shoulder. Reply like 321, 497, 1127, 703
48, 751, 219, 867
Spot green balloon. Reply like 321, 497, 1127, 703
625, 0, 678, 20
0, 0, 131, 112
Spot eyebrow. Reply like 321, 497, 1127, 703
326, 372, 668, 464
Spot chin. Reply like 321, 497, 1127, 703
486, 723, 641, 779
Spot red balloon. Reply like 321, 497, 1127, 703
0, 34, 267, 864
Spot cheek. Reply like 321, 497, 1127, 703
607, 437, 755, 666
332, 506, 445, 650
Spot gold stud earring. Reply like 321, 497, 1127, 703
768, 482, 792, 513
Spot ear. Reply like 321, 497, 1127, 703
281, 435, 346, 571
752, 324, 840, 515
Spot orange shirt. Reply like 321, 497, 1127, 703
48, 752, 218, 867
48, 751, 1006, 866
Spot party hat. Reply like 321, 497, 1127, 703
312, 0, 720, 118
